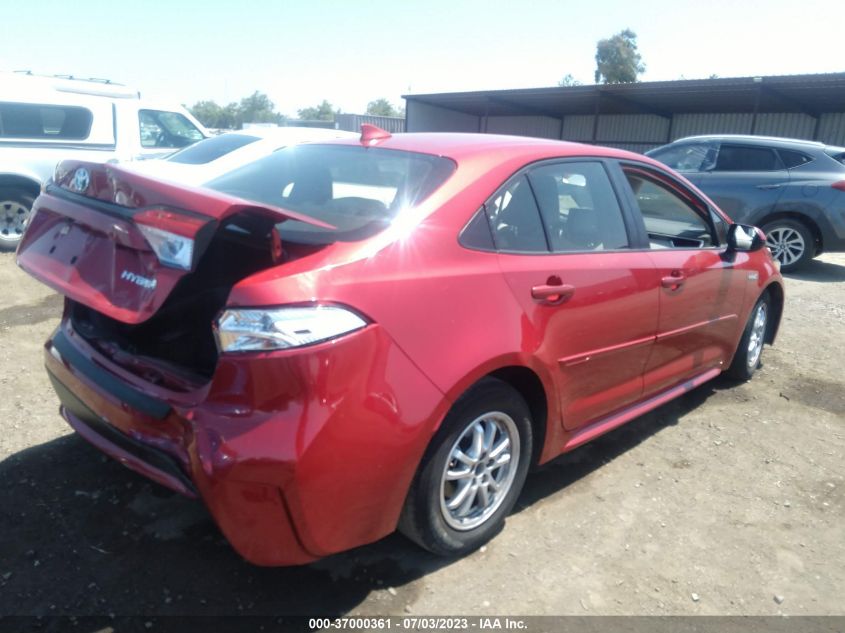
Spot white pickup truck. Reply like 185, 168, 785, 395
0, 72, 208, 250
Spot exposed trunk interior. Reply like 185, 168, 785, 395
70, 213, 321, 389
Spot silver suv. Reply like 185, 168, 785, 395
647, 135, 845, 272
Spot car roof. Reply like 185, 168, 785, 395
320, 132, 645, 163
672, 134, 828, 149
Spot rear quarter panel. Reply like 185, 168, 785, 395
225, 150, 576, 460
761, 179, 845, 248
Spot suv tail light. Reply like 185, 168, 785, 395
832, 181, 845, 192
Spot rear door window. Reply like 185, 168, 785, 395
139, 109, 204, 148
777, 149, 813, 169
0, 102, 92, 140
485, 176, 548, 253
713, 145, 784, 172
527, 161, 629, 252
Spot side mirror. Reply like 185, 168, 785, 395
727, 223, 766, 252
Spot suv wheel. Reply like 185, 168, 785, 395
761, 219, 813, 272
399, 378, 533, 556
0, 187, 35, 251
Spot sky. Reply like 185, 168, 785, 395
1, 0, 843, 117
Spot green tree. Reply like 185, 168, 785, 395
222, 102, 240, 128
189, 100, 239, 129
297, 100, 338, 121
594, 29, 645, 84
366, 98, 402, 117
557, 74, 581, 87
239, 91, 284, 125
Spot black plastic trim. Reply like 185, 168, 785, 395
45, 182, 137, 220
48, 371, 195, 494
51, 330, 171, 420
46, 182, 215, 223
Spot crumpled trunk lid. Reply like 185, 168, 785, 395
17, 159, 330, 325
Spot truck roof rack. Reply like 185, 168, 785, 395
10, 71, 140, 98
14, 70, 123, 85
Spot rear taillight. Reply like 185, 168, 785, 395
832, 181, 845, 192
136, 225, 194, 270
134, 209, 209, 271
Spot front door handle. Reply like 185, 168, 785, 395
756, 184, 781, 190
531, 280, 575, 305
661, 271, 686, 290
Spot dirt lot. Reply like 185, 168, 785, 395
0, 250, 843, 621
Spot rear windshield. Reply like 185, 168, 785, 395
167, 133, 259, 164
206, 144, 456, 243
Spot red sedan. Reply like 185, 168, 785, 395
17, 128, 783, 565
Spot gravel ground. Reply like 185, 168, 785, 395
0, 250, 843, 621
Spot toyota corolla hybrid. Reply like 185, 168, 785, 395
17, 127, 783, 565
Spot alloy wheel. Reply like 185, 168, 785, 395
439, 412, 520, 531
747, 302, 768, 369
765, 227, 805, 267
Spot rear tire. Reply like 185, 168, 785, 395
0, 187, 35, 252
726, 293, 770, 381
399, 378, 533, 556
761, 219, 813, 273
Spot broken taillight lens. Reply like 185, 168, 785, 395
134, 209, 210, 271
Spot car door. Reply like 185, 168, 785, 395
488, 160, 659, 431
618, 162, 747, 396
695, 143, 789, 223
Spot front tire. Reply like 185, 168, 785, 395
0, 187, 35, 252
726, 294, 770, 381
761, 219, 813, 273
399, 378, 533, 556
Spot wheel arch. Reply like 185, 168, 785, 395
762, 281, 784, 344
758, 210, 823, 255
0, 173, 42, 198
437, 358, 556, 469
486, 366, 548, 468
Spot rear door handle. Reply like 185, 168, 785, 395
661, 271, 686, 290
756, 184, 781, 190
531, 282, 575, 305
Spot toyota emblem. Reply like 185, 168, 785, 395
71, 167, 90, 193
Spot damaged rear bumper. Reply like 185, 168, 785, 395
44, 318, 446, 566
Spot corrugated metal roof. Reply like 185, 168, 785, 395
336, 113, 405, 133
404, 73, 845, 117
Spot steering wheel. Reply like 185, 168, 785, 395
154, 130, 170, 148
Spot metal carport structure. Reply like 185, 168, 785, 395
403, 73, 845, 152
